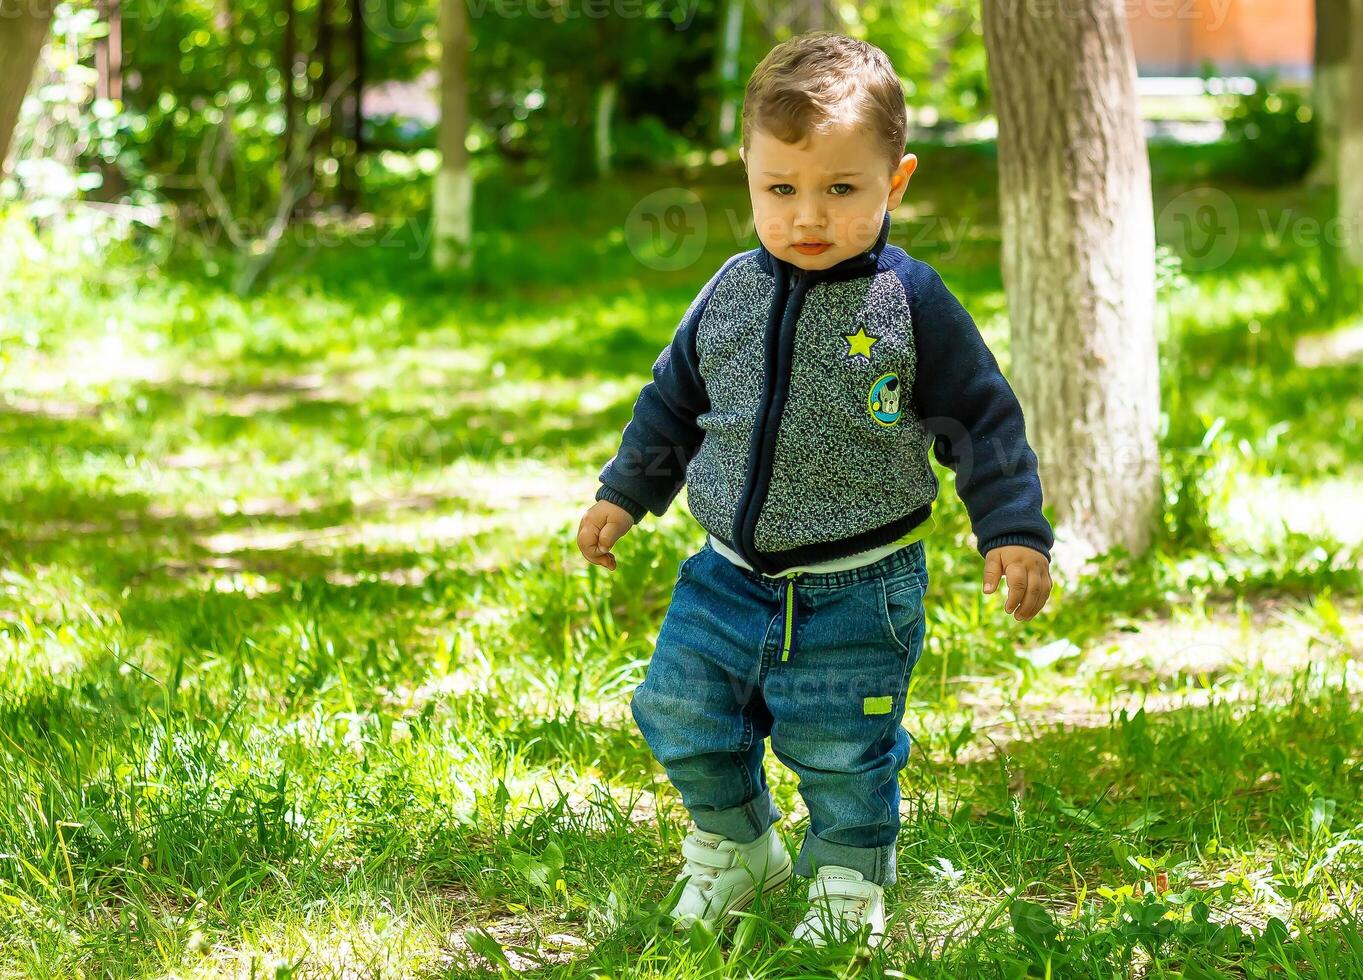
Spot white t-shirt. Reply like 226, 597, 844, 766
707, 514, 934, 579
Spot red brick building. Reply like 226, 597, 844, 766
1127, 0, 1313, 78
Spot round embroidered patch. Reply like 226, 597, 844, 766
867, 372, 902, 427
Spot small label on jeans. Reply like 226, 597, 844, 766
863, 695, 893, 715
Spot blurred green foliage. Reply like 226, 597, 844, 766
1214, 68, 1318, 187
10, 0, 997, 210
4, 5, 152, 208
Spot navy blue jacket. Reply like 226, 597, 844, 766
596, 209, 1053, 576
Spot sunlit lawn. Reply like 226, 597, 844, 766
0, 142, 1360, 977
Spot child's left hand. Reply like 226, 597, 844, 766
982, 545, 1052, 622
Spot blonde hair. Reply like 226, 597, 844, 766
741, 32, 908, 175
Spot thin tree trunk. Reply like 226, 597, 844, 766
352, 0, 364, 162
1310, 0, 1349, 186
311, 0, 335, 211
1342, 0, 1363, 266
593, 78, 616, 179
92, 0, 125, 198
714, 0, 743, 145
982, 0, 1161, 566
205, 0, 237, 237
283, 0, 296, 170
804, 0, 825, 32
1340, 0, 1363, 264
95, 0, 122, 102
0, 0, 53, 175
339, 0, 364, 211
434, 0, 471, 271
751, 0, 829, 44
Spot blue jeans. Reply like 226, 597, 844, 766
630, 538, 930, 887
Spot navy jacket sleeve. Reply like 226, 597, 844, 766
594, 254, 741, 523
904, 260, 1054, 561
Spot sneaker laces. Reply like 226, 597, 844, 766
677, 861, 723, 900
677, 832, 737, 903
805, 873, 877, 930
809, 890, 872, 921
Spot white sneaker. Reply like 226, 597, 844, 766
791, 866, 886, 948
667, 824, 793, 928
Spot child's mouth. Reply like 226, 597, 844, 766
792, 242, 831, 255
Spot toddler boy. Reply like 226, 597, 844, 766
578, 31, 1053, 948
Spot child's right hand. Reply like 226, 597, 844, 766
577, 500, 635, 571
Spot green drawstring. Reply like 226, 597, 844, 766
780, 571, 804, 662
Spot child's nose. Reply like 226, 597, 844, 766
794, 204, 825, 232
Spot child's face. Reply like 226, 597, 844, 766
740, 120, 916, 271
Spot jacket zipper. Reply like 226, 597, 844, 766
725, 215, 887, 576
730, 262, 809, 575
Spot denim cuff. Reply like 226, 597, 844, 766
688, 786, 781, 844
795, 834, 898, 887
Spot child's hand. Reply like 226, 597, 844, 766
982, 545, 1052, 621
577, 501, 635, 571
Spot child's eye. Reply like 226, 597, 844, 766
767, 183, 854, 196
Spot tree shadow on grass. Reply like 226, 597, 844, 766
896, 674, 1362, 905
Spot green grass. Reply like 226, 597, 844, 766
0, 142, 1360, 977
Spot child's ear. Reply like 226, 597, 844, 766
888, 154, 917, 203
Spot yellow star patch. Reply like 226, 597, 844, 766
843, 327, 879, 360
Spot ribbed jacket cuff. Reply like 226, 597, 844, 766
977, 533, 1051, 562
595, 484, 648, 523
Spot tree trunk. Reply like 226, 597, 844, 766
1309, 0, 1349, 187
714, 0, 743, 146
593, 78, 616, 179
1340, 0, 1363, 266
310, 0, 335, 212
92, 0, 125, 198
282, 0, 295, 153
95, 0, 122, 102
434, 0, 471, 271
803, 0, 825, 32
352, 0, 364, 163
0, 0, 52, 175
283, 0, 297, 169
338, 0, 364, 211
752, 0, 831, 44
982, 0, 1161, 567
214, 0, 236, 178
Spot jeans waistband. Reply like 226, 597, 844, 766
721, 539, 925, 591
